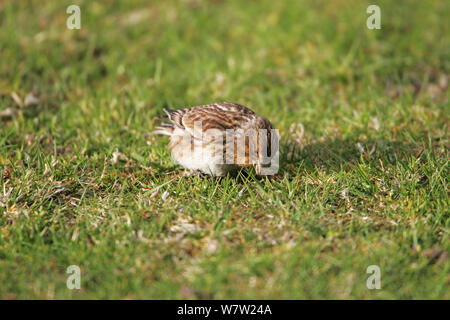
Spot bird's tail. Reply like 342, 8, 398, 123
152, 108, 177, 136
152, 123, 174, 136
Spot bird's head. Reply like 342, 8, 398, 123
253, 116, 278, 175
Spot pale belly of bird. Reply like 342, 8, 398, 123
168, 127, 254, 176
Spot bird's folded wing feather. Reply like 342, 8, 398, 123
167, 102, 256, 140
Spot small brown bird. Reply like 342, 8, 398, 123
154, 102, 278, 176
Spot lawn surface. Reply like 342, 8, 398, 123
0, 0, 449, 299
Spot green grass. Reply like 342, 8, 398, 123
0, 0, 449, 299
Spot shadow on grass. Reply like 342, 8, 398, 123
280, 137, 425, 174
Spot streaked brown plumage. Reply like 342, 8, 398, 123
154, 102, 278, 176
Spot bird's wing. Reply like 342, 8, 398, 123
165, 102, 256, 139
